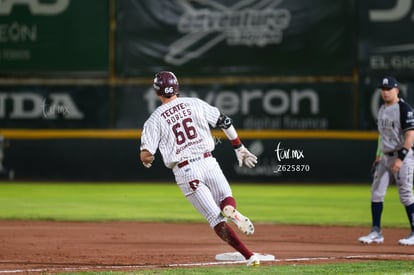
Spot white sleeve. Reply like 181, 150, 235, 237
140, 117, 160, 155
198, 99, 220, 127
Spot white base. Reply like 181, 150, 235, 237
215, 252, 275, 262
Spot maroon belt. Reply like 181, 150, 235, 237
177, 152, 212, 168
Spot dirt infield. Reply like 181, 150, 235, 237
1, 221, 414, 273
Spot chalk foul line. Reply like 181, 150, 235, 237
1, 254, 414, 273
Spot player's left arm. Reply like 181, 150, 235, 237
392, 130, 414, 173
201, 99, 257, 168
398, 102, 414, 161
391, 102, 414, 172
216, 113, 258, 168
402, 130, 414, 152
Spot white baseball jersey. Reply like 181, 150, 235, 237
377, 99, 414, 153
140, 96, 232, 228
140, 97, 220, 168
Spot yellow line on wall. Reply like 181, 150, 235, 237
0, 129, 378, 140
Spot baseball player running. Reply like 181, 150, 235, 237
140, 71, 260, 266
359, 76, 414, 245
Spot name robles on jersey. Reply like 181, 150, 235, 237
160, 102, 192, 125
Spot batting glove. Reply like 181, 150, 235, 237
235, 145, 258, 168
244, 154, 258, 168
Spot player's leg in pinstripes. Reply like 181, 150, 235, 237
180, 159, 256, 261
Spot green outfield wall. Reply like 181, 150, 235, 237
0, 0, 108, 74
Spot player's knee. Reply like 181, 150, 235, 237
371, 192, 386, 202
399, 196, 414, 206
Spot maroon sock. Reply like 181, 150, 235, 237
214, 222, 253, 259
220, 196, 236, 211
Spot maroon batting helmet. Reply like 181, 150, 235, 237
153, 71, 179, 97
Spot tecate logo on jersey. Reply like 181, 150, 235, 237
160, 102, 192, 126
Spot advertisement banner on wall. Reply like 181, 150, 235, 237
358, 0, 414, 76
0, 82, 355, 130
115, 82, 355, 130
0, 85, 110, 128
0, 0, 109, 73
116, 0, 354, 76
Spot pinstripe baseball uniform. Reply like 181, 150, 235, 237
141, 71, 259, 265
141, 97, 231, 228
